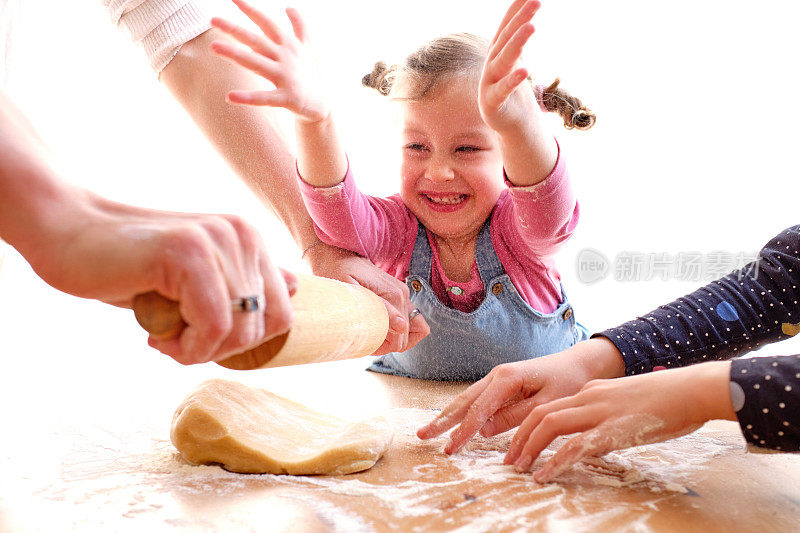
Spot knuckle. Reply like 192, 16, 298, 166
530, 404, 548, 421
540, 412, 564, 431
223, 214, 260, 247
163, 226, 212, 262
398, 282, 411, 300
580, 379, 606, 395
233, 325, 259, 349
201, 216, 239, 246
492, 363, 516, 380
205, 313, 234, 341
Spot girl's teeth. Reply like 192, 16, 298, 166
426, 194, 465, 205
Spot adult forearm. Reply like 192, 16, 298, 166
0, 95, 90, 268
159, 29, 318, 248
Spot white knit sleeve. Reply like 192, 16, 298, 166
102, 0, 212, 74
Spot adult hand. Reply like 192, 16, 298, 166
29, 198, 296, 365
478, 0, 540, 134
210, 1, 329, 123
0, 90, 296, 366
506, 361, 736, 482
417, 337, 626, 453
304, 242, 430, 354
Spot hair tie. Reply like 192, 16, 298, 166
534, 84, 548, 113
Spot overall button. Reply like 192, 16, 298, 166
492, 283, 503, 295
411, 280, 423, 292
562, 308, 573, 320
448, 286, 464, 296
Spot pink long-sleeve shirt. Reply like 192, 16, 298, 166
299, 148, 579, 314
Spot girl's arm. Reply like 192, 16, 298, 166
298, 167, 417, 265
478, 0, 558, 187
495, 144, 579, 257
209, 0, 346, 188
209, 1, 414, 264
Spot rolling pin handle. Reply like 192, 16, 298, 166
132, 291, 185, 341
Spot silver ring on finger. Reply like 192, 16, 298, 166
408, 308, 420, 321
231, 295, 264, 313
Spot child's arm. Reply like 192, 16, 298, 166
209, 2, 415, 265
496, 145, 579, 257
297, 168, 416, 264
598, 225, 800, 375
508, 361, 738, 481
478, 0, 558, 187
509, 352, 800, 481
209, 0, 346, 188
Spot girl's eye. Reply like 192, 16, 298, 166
455, 146, 480, 153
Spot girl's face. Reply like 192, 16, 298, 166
398, 77, 505, 242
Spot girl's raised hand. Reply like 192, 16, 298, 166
479, 0, 541, 133
210, 1, 328, 123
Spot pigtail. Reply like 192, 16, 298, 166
537, 78, 596, 131
362, 61, 396, 96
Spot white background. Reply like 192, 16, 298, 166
1, 0, 799, 425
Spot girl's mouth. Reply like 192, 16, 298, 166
421, 193, 469, 212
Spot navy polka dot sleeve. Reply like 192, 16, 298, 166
596, 225, 800, 451
730, 356, 800, 451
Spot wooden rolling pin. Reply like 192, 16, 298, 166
132, 273, 389, 370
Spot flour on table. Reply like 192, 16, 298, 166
44, 406, 736, 532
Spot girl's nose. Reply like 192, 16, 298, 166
425, 157, 455, 183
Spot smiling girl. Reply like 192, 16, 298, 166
211, 0, 595, 380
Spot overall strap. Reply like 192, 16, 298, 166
475, 219, 506, 284
408, 220, 432, 281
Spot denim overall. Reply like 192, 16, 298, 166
368, 221, 590, 381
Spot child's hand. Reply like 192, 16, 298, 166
210, 1, 328, 123
507, 361, 737, 483
416, 337, 627, 454
479, 0, 541, 133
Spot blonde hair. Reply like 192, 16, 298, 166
362, 33, 595, 131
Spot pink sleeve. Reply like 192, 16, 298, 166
495, 141, 579, 257
297, 162, 415, 264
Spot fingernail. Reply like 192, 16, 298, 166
505, 443, 519, 464
443, 439, 454, 454
285, 280, 298, 296
533, 468, 549, 483
514, 455, 533, 473
444, 438, 463, 455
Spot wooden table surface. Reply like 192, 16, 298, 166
1, 354, 798, 533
